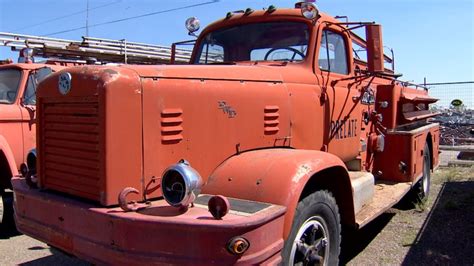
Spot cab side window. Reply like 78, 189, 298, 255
318, 30, 349, 75
23, 74, 36, 105
198, 43, 224, 64
23, 67, 52, 106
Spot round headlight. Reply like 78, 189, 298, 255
300, 2, 319, 20
161, 160, 202, 207
185, 17, 200, 33
25, 148, 38, 188
26, 148, 37, 172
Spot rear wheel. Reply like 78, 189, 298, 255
403, 142, 431, 207
414, 143, 431, 200
282, 190, 341, 266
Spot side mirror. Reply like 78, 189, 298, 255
365, 24, 384, 73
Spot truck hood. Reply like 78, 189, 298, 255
122, 64, 284, 83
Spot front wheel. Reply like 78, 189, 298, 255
282, 190, 341, 266
1, 190, 15, 229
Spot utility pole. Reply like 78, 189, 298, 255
86, 0, 90, 36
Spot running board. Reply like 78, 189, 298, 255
355, 181, 412, 228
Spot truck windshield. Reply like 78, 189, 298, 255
195, 21, 310, 64
0, 69, 21, 104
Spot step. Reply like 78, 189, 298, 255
355, 181, 412, 228
349, 171, 374, 214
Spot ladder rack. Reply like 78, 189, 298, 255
0, 32, 192, 64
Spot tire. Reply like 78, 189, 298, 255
1, 190, 15, 229
282, 190, 341, 266
412, 143, 431, 201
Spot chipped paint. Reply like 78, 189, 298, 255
102, 68, 120, 84
292, 164, 312, 183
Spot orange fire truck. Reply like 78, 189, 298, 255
12, 3, 439, 265
0, 52, 77, 228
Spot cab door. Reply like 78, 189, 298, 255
0, 68, 24, 172
315, 26, 361, 162
19, 67, 52, 160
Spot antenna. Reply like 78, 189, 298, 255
86, 0, 90, 36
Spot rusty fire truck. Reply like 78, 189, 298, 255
12, 3, 439, 265
0, 32, 191, 228
0, 51, 77, 228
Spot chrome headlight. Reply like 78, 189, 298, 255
25, 148, 38, 188
26, 148, 37, 172
161, 160, 202, 207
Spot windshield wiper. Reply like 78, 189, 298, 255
208, 61, 236, 65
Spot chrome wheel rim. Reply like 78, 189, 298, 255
422, 153, 429, 195
423, 173, 429, 196
289, 216, 329, 266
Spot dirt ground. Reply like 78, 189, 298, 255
1, 166, 473, 265
343, 166, 474, 265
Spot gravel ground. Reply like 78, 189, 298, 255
1, 166, 472, 265
343, 166, 474, 265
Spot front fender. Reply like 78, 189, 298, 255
0, 135, 19, 178
203, 148, 350, 238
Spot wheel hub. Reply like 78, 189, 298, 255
290, 217, 329, 265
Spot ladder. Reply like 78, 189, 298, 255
0, 32, 192, 64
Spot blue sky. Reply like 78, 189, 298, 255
0, 0, 473, 84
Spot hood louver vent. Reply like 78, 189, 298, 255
264, 105, 279, 134
161, 108, 183, 144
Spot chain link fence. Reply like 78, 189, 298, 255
427, 81, 474, 146
427, 81, 474, 109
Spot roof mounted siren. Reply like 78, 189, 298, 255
18, 48, 34, 63
295, 0, 320, 20
185, 17, 201, 37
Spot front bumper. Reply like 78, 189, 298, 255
12, 177, 286, 265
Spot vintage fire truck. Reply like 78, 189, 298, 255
0, 32, 190, 228
0, 52, 71, 228
12, 2, 439, 265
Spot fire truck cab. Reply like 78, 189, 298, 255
0, 50, 72, 227
12, 3, 439, 265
